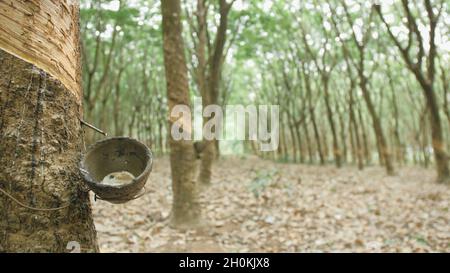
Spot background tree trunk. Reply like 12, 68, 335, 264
196, 0, 234, 186
376, 1, 449, 183
323, 77, 342, 167
161, 0, 202, 228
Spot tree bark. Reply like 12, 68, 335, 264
301, 63, 324, 165
286, 112, 298, 162
332, 2, 394, 174
0, 0, 98, 252
376, 1, 449, 182
197, 0, 234, 186
422, 82, 449, 181
356, 104, 371, 165
323, 76, 342, 167
294, 123, 304, 164
337, 104, 348, 164
161, 0, 202, 228
348, 81, 364, 170
359, 73, 394, 175
303, 122, 314, 164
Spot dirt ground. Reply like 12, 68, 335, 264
92, 156, 450, 253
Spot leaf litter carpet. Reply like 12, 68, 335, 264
92, 156, 449, 253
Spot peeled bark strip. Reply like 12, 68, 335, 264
0, 0, 98, 252
0, 0, 82, 101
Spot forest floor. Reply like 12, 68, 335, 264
92, 156, 450, 253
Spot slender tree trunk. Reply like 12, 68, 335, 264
158, 119, 164, 155
349, 114, 357, 164
113, 65, 125, 136
422, 83, 449, 182
337, 104, 348, 164
310, 112, 325, 165
349, 83, 364, 170
287, 113, 298, 162
302, 63, 324, 165
321, 127, 329, 162
376, 2, 449, 183
195, 0, 215, 186
0, 1, 98, 252
279, 121, 288, 160
294, 123, 304, 164
323, 77, 342, 167
161, 0, 202, 228
214, 139, 220, 159
359, 75, 394, 175
357, 104, 370, 165
441, 67, 450, 127
198, 96, 215, 186
376, 135, 385, 167
388, 73, 404, 166
197, 0, 234, 186
128, 114, 135, 136
303, 122, 314, 164
421, 115, 430, 168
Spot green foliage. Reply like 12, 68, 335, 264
79, 0, 450, 165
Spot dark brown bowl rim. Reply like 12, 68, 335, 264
79, 137, 153, 191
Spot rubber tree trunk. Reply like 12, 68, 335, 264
337, 105, 348, 164
359, 75, 395, 175
0, 0, 98, 252
287, 113, 298, 162
303, 122, 314, 164
322, 77, 342, 167
279, 120, 288, 160
194, 0, 214, 186
421, 82, 450, 182
198, 0, 232, 186
161, 0, 202, 228
310, 110, 325, 165
198, 94, 216, 186
294, 124, 304, 164
348, 81, 364, 170
357, 104, 371, 165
